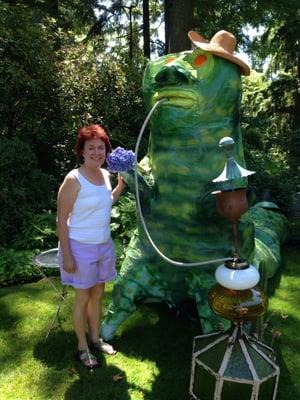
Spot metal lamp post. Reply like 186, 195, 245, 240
189, 137, 280, 400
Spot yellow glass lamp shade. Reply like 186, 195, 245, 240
208, 284, 268, 322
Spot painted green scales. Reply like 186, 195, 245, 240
100, 32, 288, 341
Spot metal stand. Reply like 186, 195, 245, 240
44, 284, 68, 341
33, 248, 68, 340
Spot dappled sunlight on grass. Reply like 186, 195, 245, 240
1, 358, 56, 399
259, 244, 300, 399
267, 248, 300, 321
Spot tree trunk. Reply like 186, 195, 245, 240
143, 0, 151, 58
291, 42, 300, 173
129, 6, 133, 59
164, 0, 171, 54
165, 0, 195, 54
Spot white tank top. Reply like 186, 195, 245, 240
68, 169, 113, 244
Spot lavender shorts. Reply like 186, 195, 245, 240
58, 238, 117, 289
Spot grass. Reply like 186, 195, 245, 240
264, 244, 300, 399
0, 243, 299, 400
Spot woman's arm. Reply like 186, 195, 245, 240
112, 173, 127, 204
57, 174, 80, 273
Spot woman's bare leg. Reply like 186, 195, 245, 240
87, 283, 105, 342
73, 288, 90, 350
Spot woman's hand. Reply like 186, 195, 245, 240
62, 254, 77, 273
112, 173, 127, 203
117, 173, 127, 190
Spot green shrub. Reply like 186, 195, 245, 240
0, 246, 59, 288
245, 147, 296, 215
0, 192, 137, 286
111, 192, 137, 267
13, 210, 57, 251
0, 4, 67, 178
0, 208, 58, 286
0, 247, 38, 287
241, 71, 296, 216
0, 138, 54, 245
57, 44, 147, 162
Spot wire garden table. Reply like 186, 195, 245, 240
33, 248, 67, 340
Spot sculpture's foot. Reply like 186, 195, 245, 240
100, 323, 117, 342
100, 310, 133, 341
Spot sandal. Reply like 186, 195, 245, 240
77, 349, 101, 370
90, 337, 117, 356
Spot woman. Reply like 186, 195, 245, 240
57, 124, 126, 369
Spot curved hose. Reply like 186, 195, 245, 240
134, 99, 231, 267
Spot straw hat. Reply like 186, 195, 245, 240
188, 30, 250, 76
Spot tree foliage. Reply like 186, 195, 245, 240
0, 0, 299, 249
250, 1, 300, 174
241, 71, 295, 211
0, 1, 147, 244
0, 137, 53, 244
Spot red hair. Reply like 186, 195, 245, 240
75, 124, 112, 163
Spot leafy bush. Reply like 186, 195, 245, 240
111, 192, 137, 267
0, 5, 148, 247
0, 208, 58, 287
0, 138, 54, 245
0, 4, 67, 178
245, 147, 296, 215
13, 210, 57, 251
0, 246, 59, 288
0, 247, 37, 287
241, 71, 297, 216
57, 43, 147, 168
0, 4, 67, 245
0, 192, 137, 286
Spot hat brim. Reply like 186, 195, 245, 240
188, 31, 250, 76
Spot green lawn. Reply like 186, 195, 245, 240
0, 244, 299, 400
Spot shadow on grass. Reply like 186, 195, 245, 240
31, 303, 199, 399
0, 295, 20, 331
0, 299, 25, 373
114, 303, 200, 400
63, 364, 132, 400
34, 330, 77, 369
29, 295, 200, 400
34, 331, 132, 400
263, 242, 299, 302
266, 264, 283, 298
0, 282, 69, 373
275, 343, 300, 400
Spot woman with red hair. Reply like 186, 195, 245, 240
57, 124, 126, 369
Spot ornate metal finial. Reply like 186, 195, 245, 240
213, 137, 255, 183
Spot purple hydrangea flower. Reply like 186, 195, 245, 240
106, 147, 135, 173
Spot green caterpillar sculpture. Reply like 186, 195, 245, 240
101, 31, 288, 341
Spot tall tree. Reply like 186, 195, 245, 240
164, 0, 195, 53
143, 0, 151, 57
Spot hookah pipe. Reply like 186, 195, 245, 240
209, 138, 268, 329
211, 136, 260, 293
190, 141, 278, 400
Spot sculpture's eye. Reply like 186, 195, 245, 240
193, 54, 207, 67
166, 57, 176, 64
